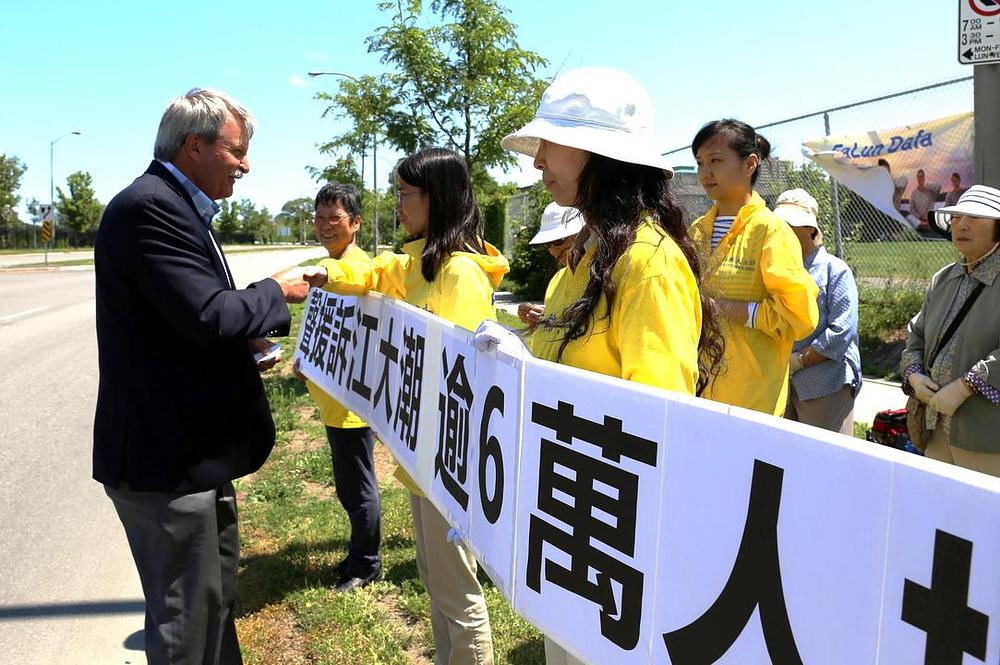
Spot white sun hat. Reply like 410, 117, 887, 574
774, 188, 823, 244
933, 185, 1000, 228
529, 203, 585, 245
501, 67, 674, 175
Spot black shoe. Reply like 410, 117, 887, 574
332, 557, 350, 579
334, 566, 382, 594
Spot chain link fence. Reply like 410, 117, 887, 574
664, 77, 973, 285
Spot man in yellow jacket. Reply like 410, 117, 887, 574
295, 183, 382, 593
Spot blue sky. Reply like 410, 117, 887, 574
0, 0, 969, 220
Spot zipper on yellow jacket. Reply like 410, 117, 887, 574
691, 192, 819, 415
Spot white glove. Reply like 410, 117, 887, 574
907, 372, 940, 404
472, 320, 525, 356
789, 351, 803, 374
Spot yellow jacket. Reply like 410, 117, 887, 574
318, 237, 510, 493
690, 192, 819, 415
305, 244, 371, 430
530, 219, 701, 395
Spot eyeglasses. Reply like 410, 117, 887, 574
396, 189, 424, 202
314, 213, 352, 225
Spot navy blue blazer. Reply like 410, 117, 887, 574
93, 160, 290, 491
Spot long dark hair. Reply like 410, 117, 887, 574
543, 153, 725, 395
396, 147, 487, 282
691, 119, 772, 186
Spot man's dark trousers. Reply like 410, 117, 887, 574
106, 482, 242, 665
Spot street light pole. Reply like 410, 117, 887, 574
308, 71, 380, 254
48, 130, 82, 263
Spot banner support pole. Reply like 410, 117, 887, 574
824, 112, 845, 259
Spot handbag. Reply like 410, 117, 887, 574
906, 282, 985, 451
905, 396, 928, 452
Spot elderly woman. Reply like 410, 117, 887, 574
902, 184, 1000, 477
517, 202, 584, 326
775, 189, 861, 434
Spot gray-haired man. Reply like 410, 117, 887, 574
94, 88, 308, 664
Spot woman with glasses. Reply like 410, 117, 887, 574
305, 147, 509, 665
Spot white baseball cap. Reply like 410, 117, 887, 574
529, 203, 585, 245
773, 189, 820, 229
502, 67, 674, 175
774, 188, 823, 245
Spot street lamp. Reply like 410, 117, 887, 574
308, 71, 380, 254
48, 130, 82, 260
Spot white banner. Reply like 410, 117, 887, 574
294, 288, 1000, 665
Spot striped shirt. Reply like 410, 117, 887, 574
710, 216, 735, 251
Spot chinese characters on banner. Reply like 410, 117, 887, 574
294, 288, 1000, 665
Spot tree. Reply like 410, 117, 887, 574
506, 181, 556, 299
216, 199, 243, 243
243, 205, 276, 244
305, 156, 364, 190
278, 197, 315, 244
315, 0, 548, 179
56, 170, 103, 244
0, 154, 27, 248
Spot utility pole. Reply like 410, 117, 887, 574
974, 64, 1000, 187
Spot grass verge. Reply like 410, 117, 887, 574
234, 302, 544, 664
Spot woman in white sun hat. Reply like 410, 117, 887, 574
902, 184, 1000, 477
773, 188, 861, 435
517, 202, 584, 325
497, 66, 725, 665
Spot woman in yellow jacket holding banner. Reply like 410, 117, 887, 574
492, 66, 725, 665
306, 147, 509, 665
690, 119, 819, 415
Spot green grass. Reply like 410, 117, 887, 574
496, 309, 528, 331
235, 301, 545, 664
3, 258, 96, 268
857, 283, 924, 380
844, 241, 956, 280
0, 246, 91, 255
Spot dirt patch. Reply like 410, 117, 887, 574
236, 603, 311, 665
373, 440, 405, 489
285, 428, 325, 455
375, 592, 433, 665
302, 479, 335, 500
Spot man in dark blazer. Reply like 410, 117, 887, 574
94, 88, 309, 664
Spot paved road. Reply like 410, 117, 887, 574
0, 246, 324, 664
0, 245, 318, 269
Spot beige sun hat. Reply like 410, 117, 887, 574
774, 188, 823, 244
529, 203, 585, 244
501, 67, 674, 175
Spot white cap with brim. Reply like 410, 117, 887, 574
773, 188, 823, 244
529, 203, 585, 244
931, 184, 1000, 236
501, 67, 674, 176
